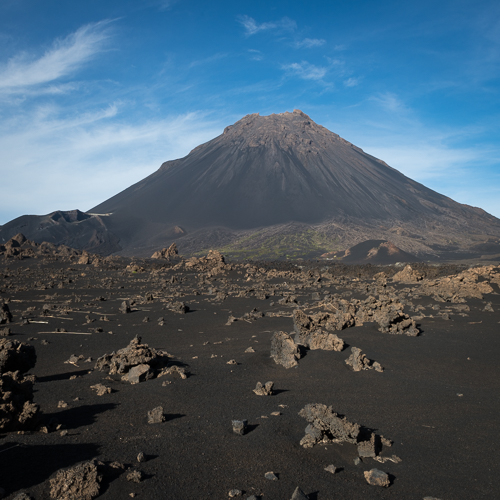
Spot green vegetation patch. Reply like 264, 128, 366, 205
197, 228, 341, 260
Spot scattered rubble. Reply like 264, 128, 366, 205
417, 266, 496, 302
95, 336, 176, 384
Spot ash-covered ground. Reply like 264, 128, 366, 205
1, 237, 499, 499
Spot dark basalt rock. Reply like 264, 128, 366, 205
0, 338, 36, 374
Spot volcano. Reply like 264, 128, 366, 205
2, 110, 500, 260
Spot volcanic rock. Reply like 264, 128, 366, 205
94, 336, 172, 383
0, 339, 36, 374
151, 243, 179, 260
126, 470, 143, 483
345, 347, 383, 372
90, 383, 112, 396
298, 404, 360, 448
0, 302, 13, 324
392, 264, 425, 283
253, 381, 274, 396
291, 486, 309, 500
270, 331, 301, 368
232, 419, 248, 435
293, 309, 345, 351
147, 406, 165, 424
119, 300, 132, 314
417, 266, 495, 302
364, 468, 390, 487
0, 370, 39, 431
49, 460, 102, 500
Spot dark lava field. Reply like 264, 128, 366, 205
1, 239, 500, 499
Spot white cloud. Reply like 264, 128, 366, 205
282, 61, 327, 80
248, 49, 263, 61
0, 106, 224, 223
294, 38, 326, 48
237, 15, 296, 36
343, 77, 359, 87
188, 52, 227, 68
371, 92, 408, 113
364, 144, 480, 180
0, 20, 113, 96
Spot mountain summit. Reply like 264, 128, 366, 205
2, 110, 500, 260
92, 110, 458, 227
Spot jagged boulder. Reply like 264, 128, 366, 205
0, 338, 36, 374
0, 370, 39, 431
355, 296, 419, 336
345, 347, 383, 372
94, 336, 173, 383
298, 403, 387, 460
0, 302, 13, 324
270, 331, 301, 368
151, 243, 179, 260
293, 309, 344, 351
49, 460, 102, 500
298, 404, 360, 448
392, 264, 424, 283
418, 267, 496, 302
253, 381, 274, 396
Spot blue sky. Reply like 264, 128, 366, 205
1, 0, 499, 224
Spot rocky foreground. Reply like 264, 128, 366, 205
0, 235, 499, 499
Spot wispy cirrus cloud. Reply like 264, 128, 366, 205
0, 105, 224, 223
0, 20, 113, 97
294, 38, 326, 49
281, 61, 328, 80
343, 77, 359, 87
371, 92, 409, 113
237, 15, 296, 36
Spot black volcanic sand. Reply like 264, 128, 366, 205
1, 256, 500, 499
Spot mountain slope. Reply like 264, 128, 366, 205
2, 110, 500, 259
